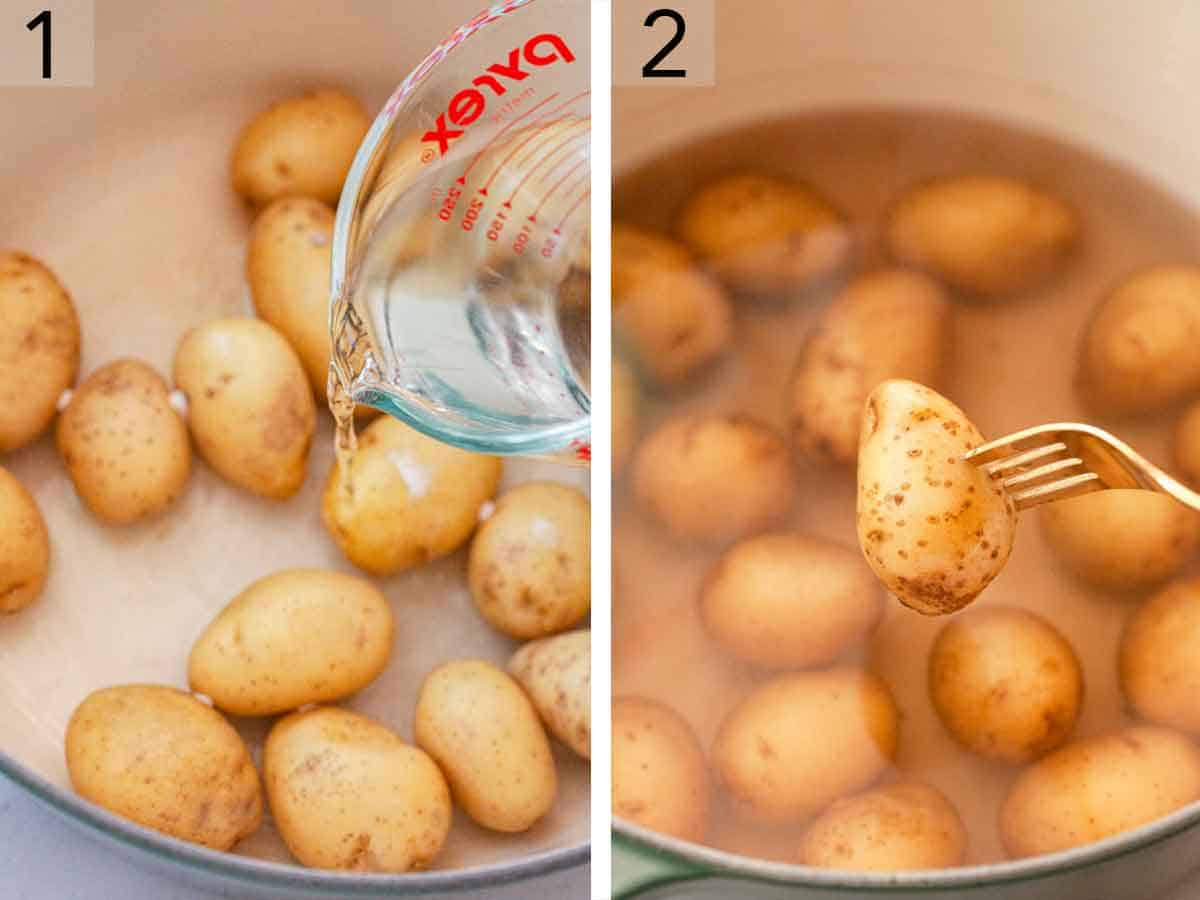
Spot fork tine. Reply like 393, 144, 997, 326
1002, 457, 1086, 491
964, 434, 1046, 466
980, 442, 1069, 478
1010, 472, 1103, 510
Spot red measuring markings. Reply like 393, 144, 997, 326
530, 128, 589, 190
529, 157, 586, 223
477, 89, 590, 195
503, 125, 590, 212
478, 113, 572, 195
553, 188, 589, 235
570, 439, 591, 463
511, 116, 588, 177
454, 90, 561, 186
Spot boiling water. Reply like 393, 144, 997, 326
613, 107, 1200, 865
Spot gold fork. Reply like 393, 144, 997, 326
963, 422, 1200, 512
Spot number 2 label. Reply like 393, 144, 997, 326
642, 8, 686, 78
614, 1, 714, 87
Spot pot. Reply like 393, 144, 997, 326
0, 2, 588, 896
612, 1, 1200, 896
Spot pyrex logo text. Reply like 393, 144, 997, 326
421, 33, 575, 155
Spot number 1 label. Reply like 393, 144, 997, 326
27, 11, 52, 80
0, 1, 93, 87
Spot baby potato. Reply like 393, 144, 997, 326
712, 667, 898, 824
797, 781, 967, 871
676, 172, 851, 297
1120, 576, 1200, 735
1077, 266, 1200, 416
231, 89, 370, 207
612, 223, 692, 304
1000, 726, 1200, 858
414, 660, 556, 832
700, 532, 882, 669
613, 357, 640, 474
857, 380, 1016, 615
56, 359, 190, 524
929, 607, 1083, 764
633, 414, 796, 545
246, 197, 336, 395
65, 684, 262, 850
885, 174, 1077, 298
616, 256, 733, 385
173, 317, 315, 500
189, 568, 393, 717
468, 481, 589, 640
790, 268, 952, 466
612, 696, 710, 842
321, 416, 501, 576
0, 252, 80, 453
1038, 489, 1199, 592
0, 466, 50, 613
264, 707, 451, 872
510, 629, 591, 759
1174, 401, 1200, 488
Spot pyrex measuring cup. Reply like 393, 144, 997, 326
330, 0, 591, 464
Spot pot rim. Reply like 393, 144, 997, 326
613, 801, 1200, 891
1, 752, 587, 895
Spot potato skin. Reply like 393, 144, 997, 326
1038, 489, 1199, 593
613, 358, 640, 473
174, 318, 315, 500
790, 269, 951, 466
885, 174, 1077, 298
246, 197, 336, 395
321, 416, 502, 576
700, 532, 882, 669
857, 380, 1016, 615
65, 685, 262, 850
231, 89, 370, 207
797, 781, 966, 871
612, 223, 692, 304
633, 414, 796, 545
264, 707, 451, 872
0, 252, 80, 452
56, 359, 190, 524
189, 568, 393, 717
414, 660, 556, 832
0, 466, 50, 613
1174, 401, 1200, 489
1077, 266, 1200, 416
614, 230, 734, 381
712, 667, 898, 824
676, 172, 850, 296
929, 607, 1082, 764
1120, 577, 1200, 735
468, 481, 590, 640
999, 726, 1200, 858
509, 629, 590, 759
612, 696, 710, 842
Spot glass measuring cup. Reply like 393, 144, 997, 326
330, 0, 591, 464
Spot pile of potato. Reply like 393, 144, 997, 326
613, 165, 1200, 869
2, 88, 591, 873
